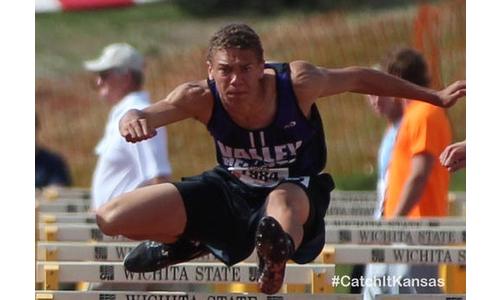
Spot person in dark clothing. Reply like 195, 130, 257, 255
35, 113, 71, 189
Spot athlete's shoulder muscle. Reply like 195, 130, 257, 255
289, 60, 324, 109
163, 80, 214, 124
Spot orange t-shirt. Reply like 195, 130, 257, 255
384, 100, 452, 219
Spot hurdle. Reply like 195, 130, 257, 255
36, 189, 464, 201
37, 198, 92, 206
34, 291, 467, 300
37, 201, 378, 215
322, 244, 465, 265
36, 261, 335, 291
40, 202, 464, 217
34, 188, 466, 295
37, 187, 90, 202
330, 191, 465, 203
39, 213, 96, 224
325, 205, 376, 217
325, 227, 465, 245
35, 291, 362, 300
39, 203, 91, 213
325, 191, 465, 217
331, 190, 377, 201
38, 212, 466, 229
36, 189, 464, 206
324, 217, 465, 227
37, 242, 466, 265
37, 224, 132, 242
37, 223, 466, 245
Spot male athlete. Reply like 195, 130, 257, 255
96, 24, 465, 294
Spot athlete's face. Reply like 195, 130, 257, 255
207, 48, 264, 103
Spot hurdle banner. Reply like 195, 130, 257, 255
37, 224, 466, 245
40, 213, 96, 224
324, 217, 465, 227
38, 212, 465, 228
330, 191, 377, 201
37, 202, 376, 216
37, 242, 466, 265
39, 202, 90, 213
326, 227, 465, 245
36, 262, 335, 286
329, 191, 465, 203
36, 190, 464, 204
326, 205, 375, 216
328, 245, 465, 265
37, 242, 220, 262
38, 224, 132, 242
35, 291, 362, 300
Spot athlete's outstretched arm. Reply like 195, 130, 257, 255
290, 61, 465, 108
119, 81, 212, 143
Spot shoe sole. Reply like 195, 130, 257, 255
255, 216, 289, 294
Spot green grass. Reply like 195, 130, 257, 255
450, 169, 466, 191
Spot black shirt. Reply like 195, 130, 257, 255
35, 147, 72, 188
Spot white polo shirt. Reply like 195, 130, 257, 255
91, 91, 172, 209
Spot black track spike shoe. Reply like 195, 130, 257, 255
255, 216, 294, 294
124, 239, 209, 273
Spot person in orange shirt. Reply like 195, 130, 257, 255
383, 48, 452, 219
364, 48, 452, 300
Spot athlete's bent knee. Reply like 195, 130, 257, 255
95, 201, 121, 236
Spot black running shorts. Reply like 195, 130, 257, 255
172, 166, 335, 266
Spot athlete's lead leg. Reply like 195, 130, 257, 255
96, 183, 187, 243
255, 182, 310, 294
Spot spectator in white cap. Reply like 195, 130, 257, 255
85, 43, 173, 210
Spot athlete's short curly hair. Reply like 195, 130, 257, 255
382, 47, 430, 87
207, 23, 264, 62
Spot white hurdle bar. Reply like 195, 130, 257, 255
38, 224, 466, 245
37, 201, 380, 216
39, 203, 91, 213
36, 187, 90, 199
37, 242, 466, 265
34, 201, 375, 216
326, 205, 376, 216
35, 190, 378, 204
36, 261, 335, 286
330, 190, 465, 202
40, 213, 96, 224
35, 291, 361, 300
38, 212, 466, 228
325, 227, 465, 245
324, 216, 465, 227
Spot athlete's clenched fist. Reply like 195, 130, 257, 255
119, 109, 157, 143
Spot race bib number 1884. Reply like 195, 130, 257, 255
228, 167, 289, 187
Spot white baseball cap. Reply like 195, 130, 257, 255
84, 43, 144, 72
